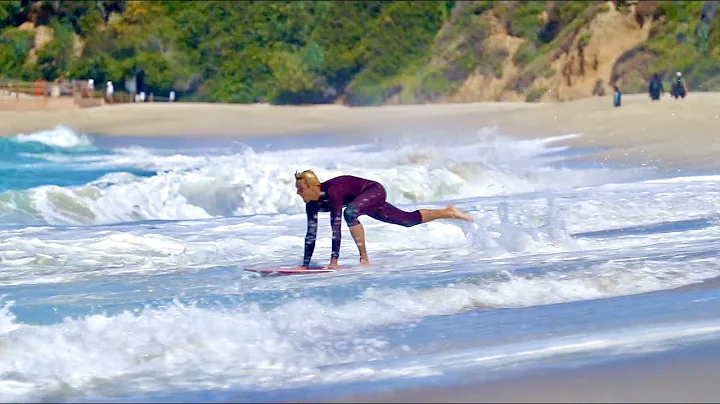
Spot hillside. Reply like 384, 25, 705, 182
0, 1, 717, 105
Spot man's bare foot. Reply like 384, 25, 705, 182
446, 204, 473, 222
359, 258, 371, 266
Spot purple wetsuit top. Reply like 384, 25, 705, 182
302, 175, 423, 267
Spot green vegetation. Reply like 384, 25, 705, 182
0, 27, 33, 77
644, 1, 720, 91
390, 1, 497, 103
1, 0, 719, 104
342, 1, 446, 105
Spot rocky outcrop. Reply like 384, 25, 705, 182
17, 22, 53, 65
429, 1, 656, 103
529, 1, 653, 101
442, 11, 526, 103
16, 21, 85, 66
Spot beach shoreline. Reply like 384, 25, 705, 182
325, 337, 720, 403
4, 94, 720, 403
3, 92, 720, 171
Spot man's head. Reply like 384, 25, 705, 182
295, 169, 322, 202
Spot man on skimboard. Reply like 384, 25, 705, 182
293, 170, 473, 270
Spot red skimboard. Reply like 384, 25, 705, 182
245, 267, 337, 276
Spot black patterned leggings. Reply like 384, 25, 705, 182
343, 183, 422, 228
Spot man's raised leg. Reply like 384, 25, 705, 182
419, 204, 473, 223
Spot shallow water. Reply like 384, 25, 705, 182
0, 125, 719, 402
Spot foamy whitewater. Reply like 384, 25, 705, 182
1, 125, 720, 402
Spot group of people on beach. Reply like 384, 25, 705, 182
613, 72, 688, 108
649, 72, 688, 101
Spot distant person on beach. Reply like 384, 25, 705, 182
648, 74, 663, 101
169, 90, 175, 102
105, 81, 114, 103
671, 72, 688, 99
613, 85, 622, 107
293, 170, 473, 269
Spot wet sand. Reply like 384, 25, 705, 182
329, 339, 720, 403
2, 92, 720, 170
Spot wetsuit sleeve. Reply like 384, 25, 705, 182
328, 192, 343, 260
302, 203, 319, 267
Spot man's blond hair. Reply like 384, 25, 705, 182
294, 169, 320, 186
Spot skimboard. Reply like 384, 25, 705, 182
245, 267, 337, 276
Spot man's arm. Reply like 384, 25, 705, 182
302, 203, 319, 268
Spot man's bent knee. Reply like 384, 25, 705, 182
401, 211, 423, 227
344, 205, 361, 227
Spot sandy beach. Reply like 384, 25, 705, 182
3, 92, 720, 170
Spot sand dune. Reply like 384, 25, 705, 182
2, 92, 719, 170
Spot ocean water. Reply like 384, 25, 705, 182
1, 125, 720, 402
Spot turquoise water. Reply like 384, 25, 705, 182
1, 136, 122, 192
1, 125, 720, 402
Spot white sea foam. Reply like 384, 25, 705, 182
3, 125, 720, 402
3, 180, 720, 288
1, 249, 719, 402
11, 125, 94, 148
0, 126, 647, 226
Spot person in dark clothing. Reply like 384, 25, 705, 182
648, 74, 664, 101
613, 85, 622, 107
294, 170, 473, 269
671, 72, 687, 99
